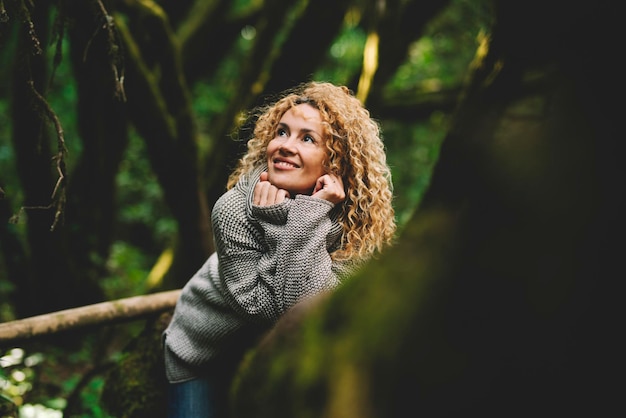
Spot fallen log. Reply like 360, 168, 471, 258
0, 290, 181, 345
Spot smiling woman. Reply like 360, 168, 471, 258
162, 81, 396, 418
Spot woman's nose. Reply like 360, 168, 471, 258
278, 135, 297, 153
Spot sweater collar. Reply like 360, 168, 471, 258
240, 164, 267, 217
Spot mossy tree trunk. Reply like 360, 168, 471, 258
231, 1, 621, 417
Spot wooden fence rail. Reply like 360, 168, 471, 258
0, 290, 181, 345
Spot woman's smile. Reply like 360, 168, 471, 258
273, 157, 299, 169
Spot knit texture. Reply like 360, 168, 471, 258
163, 166, 358, 383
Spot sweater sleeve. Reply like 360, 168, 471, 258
255, 195, 343, 312
212, 190, 349, 324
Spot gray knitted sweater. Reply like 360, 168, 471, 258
163, 166, 356, 383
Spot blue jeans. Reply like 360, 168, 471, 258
167, 376, 227, 418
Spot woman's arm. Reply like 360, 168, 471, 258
256, 195, 342, 312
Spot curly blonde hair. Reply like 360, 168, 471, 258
227, 81, 396, 261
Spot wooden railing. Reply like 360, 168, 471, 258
0, 290, 181, 345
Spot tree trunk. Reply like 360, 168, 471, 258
9, 1, 104, 316
65, 0, 130, 302
114, 1, 213, 287
230, 1, 622, 417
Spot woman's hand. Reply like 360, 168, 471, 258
254, 172, 290, 206
312, 174, 345, 205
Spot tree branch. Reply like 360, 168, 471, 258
0, 290, 181, 345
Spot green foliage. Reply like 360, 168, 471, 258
378, 0, 491, 226
102, 241, 154, 300
1, 348, 64, 418
388, 0, 492, 92
314, 17, 367, 85
384, 112, 448, 227
116, 131, 176, 247
0, 328, 146, 418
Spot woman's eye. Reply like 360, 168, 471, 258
277, 128, 287, 137
303, 135, 315, 143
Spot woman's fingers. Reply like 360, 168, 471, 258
312, 174, 345, 204
255, 171, 345, 206
254, 173, 289, 206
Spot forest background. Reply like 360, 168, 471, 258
0, 0, 621, 417
1, 0, 485, 414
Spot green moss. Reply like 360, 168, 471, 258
100, 314, 170, 418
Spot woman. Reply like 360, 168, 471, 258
164, 81, 396, 417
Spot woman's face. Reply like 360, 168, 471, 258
266, 104, 328, 196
